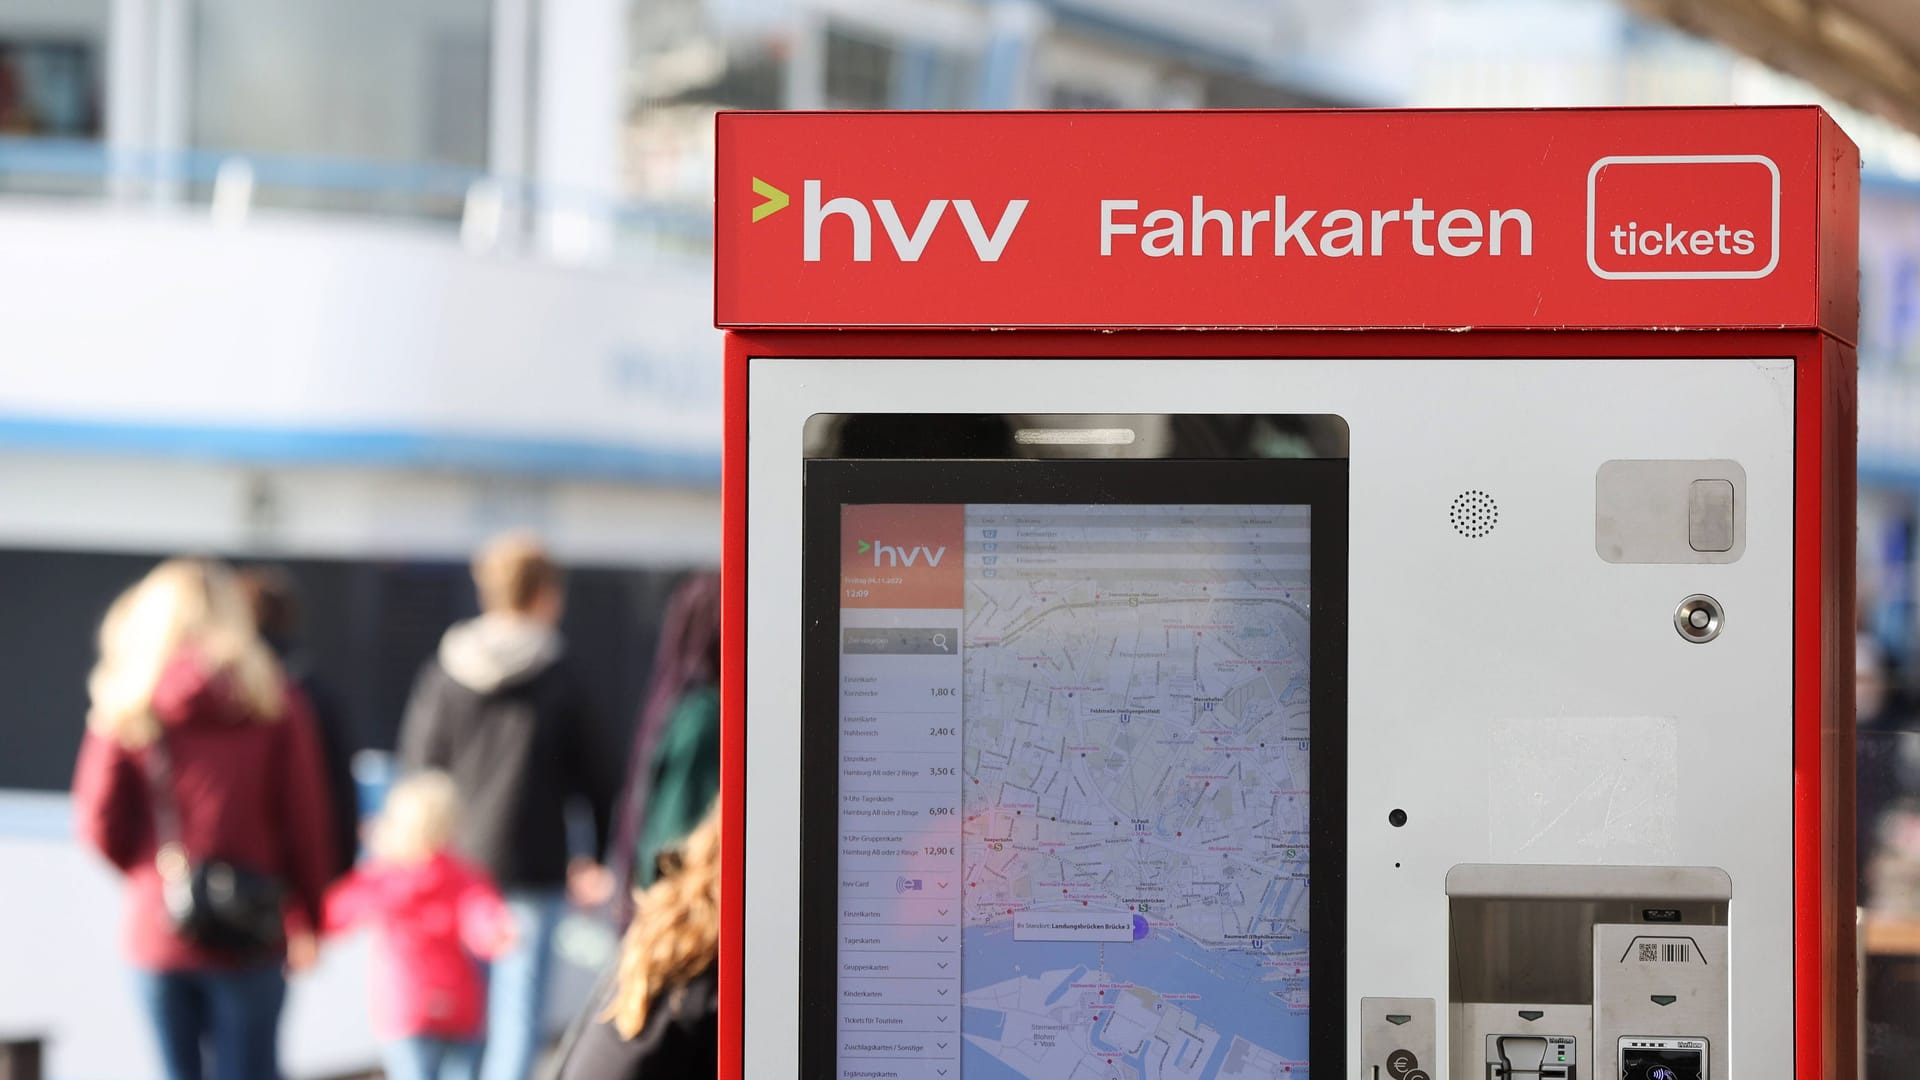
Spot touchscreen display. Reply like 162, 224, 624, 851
836, 502, 1313, 1080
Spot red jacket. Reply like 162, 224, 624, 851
72, 652, 337, 971
323, 852, 512, 1039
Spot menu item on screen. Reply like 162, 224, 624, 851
838, 503, 1312, 1080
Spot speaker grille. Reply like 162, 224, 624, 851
1450, 490, 1499, 538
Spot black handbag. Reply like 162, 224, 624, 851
145, 737, 288, 958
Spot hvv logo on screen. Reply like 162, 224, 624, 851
856, 538, 949, 568
751, 177, 1028, 263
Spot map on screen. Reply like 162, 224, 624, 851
837, 502, 1312, 1080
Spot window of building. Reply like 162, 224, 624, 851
0, 0, 107, 146
0, 547, 689, 794
0, 39, 99, 138
823, 24, 978, 109
188, 0, 491, 216
1047, 83, 1123, 109
824, 27, 895, 108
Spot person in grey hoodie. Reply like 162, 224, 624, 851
398, 533, 616, 1080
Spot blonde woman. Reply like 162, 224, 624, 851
71, 558, 336, 1080
548, 803, 721, 1079
324, 771, 514, 1080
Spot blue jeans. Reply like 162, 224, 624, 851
384, 1036, 482, 1080
480, 889, 564, 1080
137, 963, 287, 1080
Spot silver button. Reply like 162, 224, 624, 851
1674, 594, 1724, 643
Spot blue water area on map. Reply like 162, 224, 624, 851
1278, 674, 1308, 705
963, 1005, 1006, 1041
959, 917, 1309, 1079
1089, 1024, 1118, 1054
1042, 965, 1088, 1006
959, 1047, 1037, 1080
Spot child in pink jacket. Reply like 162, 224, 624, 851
324, 772, 513, 1080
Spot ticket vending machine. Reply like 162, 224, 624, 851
714, 108, 1859, 1080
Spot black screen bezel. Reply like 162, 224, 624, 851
801, 457, 1349, 1079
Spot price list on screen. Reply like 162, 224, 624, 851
838, 618, 964, 1079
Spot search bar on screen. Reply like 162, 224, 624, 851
842, 628, 960, 655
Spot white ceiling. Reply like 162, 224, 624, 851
1631, 0, 1920, 134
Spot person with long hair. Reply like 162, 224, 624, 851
239, 566, 362, 880
71, 558, 336, 1080
547, 804, 720, 1078
605, 572, 721, 928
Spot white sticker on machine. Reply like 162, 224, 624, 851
1489, 716, 1678, 861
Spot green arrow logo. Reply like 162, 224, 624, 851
857, 539, 871, 554
752, 177, 789, 222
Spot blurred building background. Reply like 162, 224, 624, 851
1, 0, 1919, 1077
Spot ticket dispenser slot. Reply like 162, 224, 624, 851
1488, 1034, 1577, 1080
1447, 866, 1730, 1080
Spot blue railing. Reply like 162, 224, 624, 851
0, 135, 712, 246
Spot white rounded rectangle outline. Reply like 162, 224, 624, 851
1585, 154, 1781, 280
1012, 912, 1138, 942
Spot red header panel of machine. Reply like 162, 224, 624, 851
714, 107, 1854, 334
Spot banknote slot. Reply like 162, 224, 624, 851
1488, 1034, 1576, 1080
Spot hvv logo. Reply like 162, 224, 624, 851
856, 538, 949, 568
750, 177, 1028, 263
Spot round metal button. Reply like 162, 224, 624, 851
1674, 594, 1724, 643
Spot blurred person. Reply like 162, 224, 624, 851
1858, 631, 1920, 913
325, 771, 515, 1080
545, 804, 720, 1079
1868, 803, 1920, 915
240, 565, 362, 878
607, 572, 721, 929
0, 51, 32, 134
1859, 632, 1898, 898
399, 532, 617, 1080
71, 558, 336, 1080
